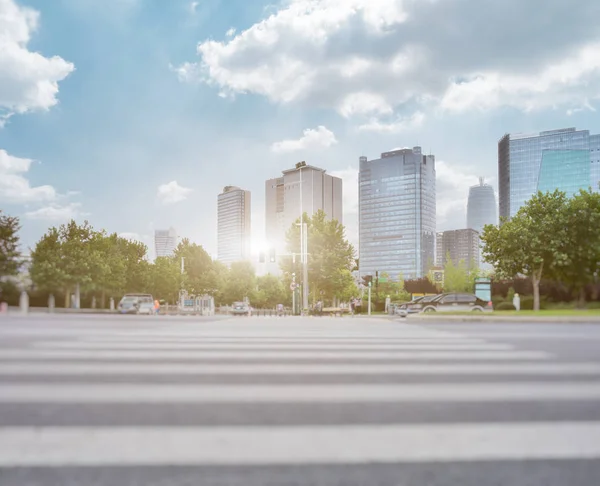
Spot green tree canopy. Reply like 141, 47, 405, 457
222, 261, 257, 304
0, 210, 20, 279
482, 190, 569, 311
174, 239, 218, 296
280, 210, 356, 304
553, 189, 600, 305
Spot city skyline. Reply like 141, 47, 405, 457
3, 0, 600, 257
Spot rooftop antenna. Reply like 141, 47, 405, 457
479, 176, 485, 186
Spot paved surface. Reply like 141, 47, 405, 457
0, 314, 599, 485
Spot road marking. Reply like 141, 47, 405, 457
31, 342, 514, 351
0, 382, 598, 403
1, 422, 600, 466
0, 362, 598, 376
0, 349, 551, 361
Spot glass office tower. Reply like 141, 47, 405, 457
467, 177, 497, 234
359, 147, 436, 280
498, 127, 598, 219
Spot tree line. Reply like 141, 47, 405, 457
0, 210, 360, 309
481, 189, 600, 310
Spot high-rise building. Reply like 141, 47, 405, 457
436, 229, 480, 269
154, 227, 177, 258
265, 162, 342, 251
217, 186, 251, 265
498, 127, 599, 219
359, 147, 436, 281
467, 177, 497, 234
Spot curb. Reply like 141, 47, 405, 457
406, 315, 600, 324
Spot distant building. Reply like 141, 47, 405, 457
359, 146, 436, 280
154, 227, 177, 258
467, 177, 497, 233
436, 229, 480, 269
217, 186, 251, 265
498, 127, 599, 219
265, 162, 342, 252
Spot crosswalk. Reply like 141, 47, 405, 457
0, 315, 599, 485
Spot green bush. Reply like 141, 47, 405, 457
496, 302, 516, 311
492, 296, 505, 308
518, 296, 548, 310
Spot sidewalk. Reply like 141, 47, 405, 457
406, 314, 600, 324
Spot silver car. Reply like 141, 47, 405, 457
118, 294, 155, 315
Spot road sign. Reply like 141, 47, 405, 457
290, 282, 297, 291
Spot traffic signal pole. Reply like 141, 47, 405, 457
368, 282, 372, 316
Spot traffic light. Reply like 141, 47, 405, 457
375, 270, 379, 289
362, 275, 373, 286
259, 252, 265, 263
269, 248, 276, 263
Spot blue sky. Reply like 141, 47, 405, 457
2, 0, 600, 258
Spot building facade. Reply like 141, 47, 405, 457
436, 229, 480, 269
154, 227, 177, 258
265, 163, 342, 252
467, 177, 497, 234
217, 186, 251, 265
498, 127, 599, 219
359, 147, 436, 281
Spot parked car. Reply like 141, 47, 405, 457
118, 294, 155, 315
230, 301, 251, 316
420, 293, 493, 313
395, 295, 441, 317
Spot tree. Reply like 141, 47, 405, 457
443, 254, 471, 292
148, 257, 180, 303
482, 190, 569, 311
222, 261, 256, 304
0, 210, 20, 279
554, 190, 600, 306
280, 210, 356, 303
174, 239, 219, 296
254, 274, 288, 308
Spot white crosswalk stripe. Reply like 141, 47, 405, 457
0, 315, 599, 485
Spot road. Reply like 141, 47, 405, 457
0, 314, 599, 485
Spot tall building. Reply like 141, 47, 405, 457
498, 127, 599, 219
467, 177, 497, 234
217, 186, 251, 265
154, 227, 177, 258
436, 229, 480, 269
359, 147, 436, 280
265, 162, 342, 251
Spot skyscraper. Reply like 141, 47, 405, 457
217, 186, 251, 265
154, 227, 177, 258
467, 177, 497, 233
498, 127, 599, 219
359, 147, 436, 280
265, 163, 342, 252
436, 229, 480, 269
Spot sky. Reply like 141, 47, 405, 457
2, 0, 600, 259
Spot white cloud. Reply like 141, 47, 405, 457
157, 180, 192, 205
24, 202, 86, 222
226, 27, 236, 37
358, 111, 425, 133
0, 149, 56, 203
271, 126, 337, 153
178, 0, 600, 117
0, 0, 74, 119
190, 1, 199, 13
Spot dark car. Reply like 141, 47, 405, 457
420, 293, 493, 313
230, 302, 251, 316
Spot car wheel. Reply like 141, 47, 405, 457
471, 307, 483, 312
423, 307, 436, 313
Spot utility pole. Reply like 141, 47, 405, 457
302, 221, 309, 312
368, 281, 372, 316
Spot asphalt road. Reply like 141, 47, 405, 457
0, 314, 599, 485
